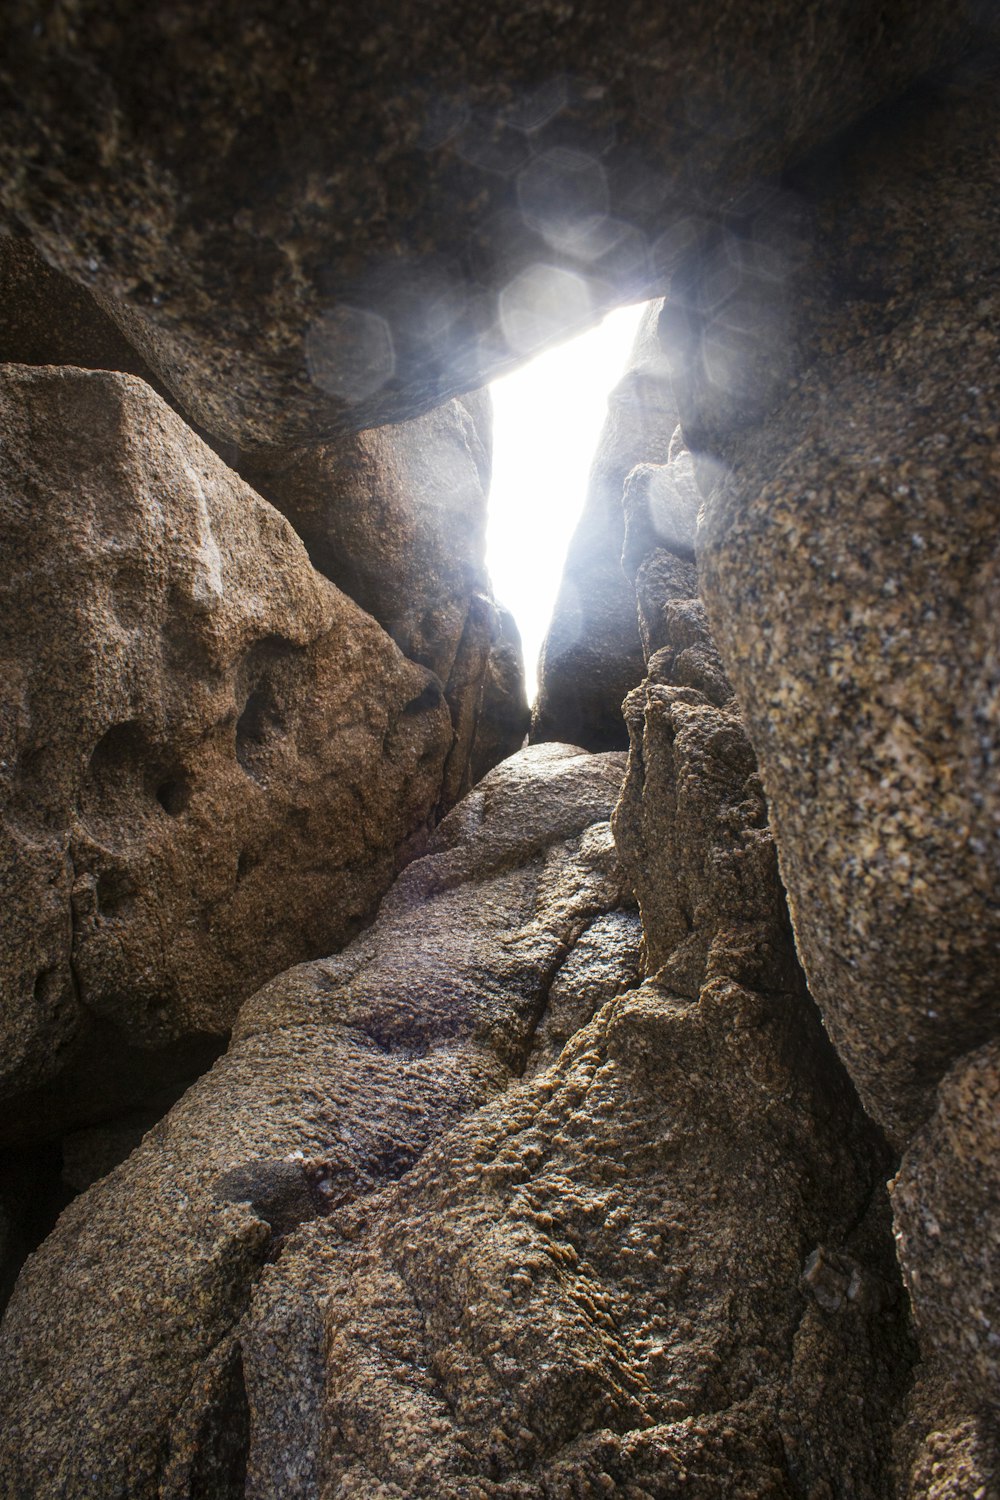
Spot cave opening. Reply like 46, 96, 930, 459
485, 300, 649, 704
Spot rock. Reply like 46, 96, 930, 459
247, 388, 505, 810
230, 597, 906, 1497
266, 972, 905, 1498
0, 362, 453, 1144
0, 4, 967, 447
693, 54, 1000, 1145
469, 603, 532, 785
533, 301, 675, 751
890, 1042, 1000, 1498
0, 743, 632, 1498
244, 392, 493, 683
0, 234, 156, 385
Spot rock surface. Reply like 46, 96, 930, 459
469, 603, 532, 787
669, 45, 1000, 1489
0, 743, 633, 1498
229, 579, 904, 1497
0, 363, 453, 1143
533, 300, 675, 751
890, 1041, 1000, 1498
0, 3, 968, 447
692, 53, 1000, 1148
246, 389, 504, 810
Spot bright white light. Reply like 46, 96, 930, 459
487, 301, 649, 703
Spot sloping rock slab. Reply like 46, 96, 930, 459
0, 743, 632, 1499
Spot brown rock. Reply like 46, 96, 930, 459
890, 1042, 1000, 1497
234, 617, 905, 1497
0, 3, 967, 447
695, 57, 1000, 1144
0, 362, 452, 1142
469, 603, 532, 786
247, 388, 505, 810
0, 742, 630, 1499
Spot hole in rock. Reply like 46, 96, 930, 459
487, 301, 649, 705
83, 720, 192, 826
403, 681, 444, 717
155, 777, 191, 817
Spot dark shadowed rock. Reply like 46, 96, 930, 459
533, 301, 675, 750
0, 3, 968, 447
890, 1042, 1000, 1499
470, 603, 532, 785
0, 742, 631, 1499
0, 363, 453, 1144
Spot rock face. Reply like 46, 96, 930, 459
690, 57, 1000, 1149
671, 43, 1000, 1492
228, 577, 903, 1496
891, 1042, 1000, 1497
0, 4, 967, 447
0, 743, 633, 1498
246, 390, 502, 811
469, 603, 532, 786
532, 301, 675, 751
0, 363, 453, 1142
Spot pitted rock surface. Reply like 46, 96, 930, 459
229, 604, 905, 1498
0, 3, 967, 447
0, 363, 452, 1141
0, 743, 631, 1499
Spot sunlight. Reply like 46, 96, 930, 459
487, 301, 649, 703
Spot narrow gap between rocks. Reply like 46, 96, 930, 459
486, 301, 649, 705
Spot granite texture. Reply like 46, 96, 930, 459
890, 1042, 1000, 1498
231, 578, 905, 1497
248, 389, 504, 809
690, 54, 1000, 1146
0, 2, 968, 447
0, 363, 453, 1144
0, 743, 632, 1499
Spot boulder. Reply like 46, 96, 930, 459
670, 48, 1000, 1487
532, 300, 675, 751
245, 389, 506, 809
228, 579, 903, 1497
0, 3, 967, 447
0, 363, 453, 1144
890, 1041, 1000, 1498
0, 742, 632, 1498
692, 55, 1000, 1146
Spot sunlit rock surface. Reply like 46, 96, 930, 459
532, 300, 675, 751
0, 743, 633, 1498
0, 1, 968, 447
233, 578, 904, 1498
246, 390, 503, 812
0, 363, 452, 1144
